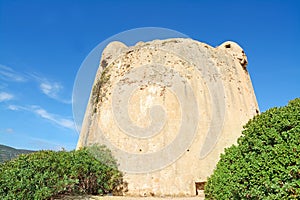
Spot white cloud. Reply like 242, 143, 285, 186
0, 65, 27, 82
30, 73, 71, 104
7, 104, 22, 111
0, 128, 14, 134
40, 82, 63, 99
5, 128, 14, 133
7, 104, 75, 130
0, 66, 71, 104
31, 106, 75, 130
0, 92, 14, 102
0, 83, 8, 89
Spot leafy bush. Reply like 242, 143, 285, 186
0, 145, 124, 200
205, 98, 300, 199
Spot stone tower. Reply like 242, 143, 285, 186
77, 38, 259, 196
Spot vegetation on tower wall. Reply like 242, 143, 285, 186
91, 68, 111, 113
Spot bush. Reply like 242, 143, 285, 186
205, 98, 300, 199
0, 145, 124, 200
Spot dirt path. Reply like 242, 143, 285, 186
56, 194, 205, 200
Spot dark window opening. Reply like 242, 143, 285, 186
225, 44, 231, 48
195, 181, 206, 195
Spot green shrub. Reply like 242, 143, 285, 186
205, 98, 300, 199
0, 145, 124, 200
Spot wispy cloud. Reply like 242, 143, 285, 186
0, 128, 14, 134
7, 104, 22, 111
0, 92, 14, 102
7, 104, 75, 130
0, 83, 8, 89
40, 82, 62, 97
0, 64, 71, 104
32, 106, 74, 129
0, 65, 27, 82
30, 73, 71, 104
5, 128, 14, 134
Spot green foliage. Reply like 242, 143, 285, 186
91, 68, 111, 113
205, 98, 300, 199
0, 145, 124, 200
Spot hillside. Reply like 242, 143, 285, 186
0, 144, 35, 163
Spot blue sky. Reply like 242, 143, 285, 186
0, 0, 299, 150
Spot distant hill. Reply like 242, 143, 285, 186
0, 144, 35, 163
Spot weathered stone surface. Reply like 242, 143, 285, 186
77, 38, 259, 196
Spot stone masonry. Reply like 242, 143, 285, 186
77, 38, 259, 196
